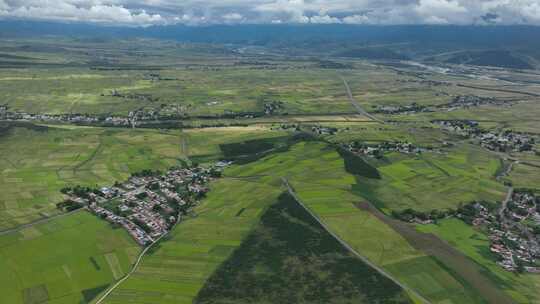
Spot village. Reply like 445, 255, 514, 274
0, 105, 140, 127
342, 140, 439, 158
435, 120, 537, 153
371, 95, 510, 115
58, 164, 225, 246
441, 94, 507, 110
459, 191, 540, 273
0, 99, 285, 128
393, 190, 540, 273
373, 102, 431, 115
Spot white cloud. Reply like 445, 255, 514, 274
342, 14, 370, 24
1, 1, 164, 26
310, 14, 341, 24
1, 0, 540, 26
222, 12, 244, 24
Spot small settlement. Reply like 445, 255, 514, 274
58, 165, 224, 246
371, 95, 510, 115
373, 103, 431, 115
435, 120, 536, 153
394, 191, 540, 273
458, 191, 540, 273
342, 141, 438, 158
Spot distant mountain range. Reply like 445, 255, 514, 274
3, 21, 540, 69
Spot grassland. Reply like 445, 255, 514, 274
0, 124, 285, 230
0, 211, 139, 304
226, 141, 501, 303
417, 219, 540, 303
324, 122, 457, 146
353, 143, 506, 212
0, 38, 461, 117
0, 125, 182, 230
95, 140, 491, 304
2, 37, 540, 304
104, 178, 283, 304
505, 162, 540, 190
194, 192, 413, 304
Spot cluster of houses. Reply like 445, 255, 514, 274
263, 101, 284, 115
458, 193, 540, 273
372, 103, 431, 115
435, 120, 536, 153
144, 73, 177, 82
342, 141, 435, 158
0, 104, 7, 120
2, 111, 101, 124
0, 107, 157, 127
105, 89, 160, 103
63, 165, 224, 246
371, 95, 509, 116
442, 95, 505, 110
396, 191, 540, 273
311, 125, 339, 135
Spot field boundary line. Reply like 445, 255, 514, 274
341, 76, 385, 124
281, 177, 431, 304
93, 218, 180, 304
0, 207, 85, 236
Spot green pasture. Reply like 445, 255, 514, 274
323, 122, 457, 147
0, 38, 485, 118
226, 141, 495, 303
194, 192, 413, 304
104, 178, 283, 304
0, 124, 284, 230
354, 143, 506, 212
0, 126, 182, 230
417, 219, 540, 303
0, 211, 139, 304
2, 138, 515, 304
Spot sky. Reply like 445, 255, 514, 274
0, 0, 539, 27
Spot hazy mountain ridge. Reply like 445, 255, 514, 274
2, 21, 540, 69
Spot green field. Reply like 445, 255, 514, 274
0, 125, 183, 230
104, 178, 283, 303
353, 143, 506, 212
195, 192, 413, 304
0, 38, 463, 117
105, 140, 507, 304
0, 211, 139, 304
0, 124, 286, 230
226, 141, 497, 303
504, 161, 540, 190
2, 37, 540, 304
417, 219, 540, 303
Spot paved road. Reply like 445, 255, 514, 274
281, 178, 431, 304
341, 77, 385, 124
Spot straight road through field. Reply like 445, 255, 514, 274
341, 77, 385, 124
281, 178, 430, 304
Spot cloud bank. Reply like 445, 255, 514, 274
1, 0, 540, 26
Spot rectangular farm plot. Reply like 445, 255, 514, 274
0, 212, 139, 304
